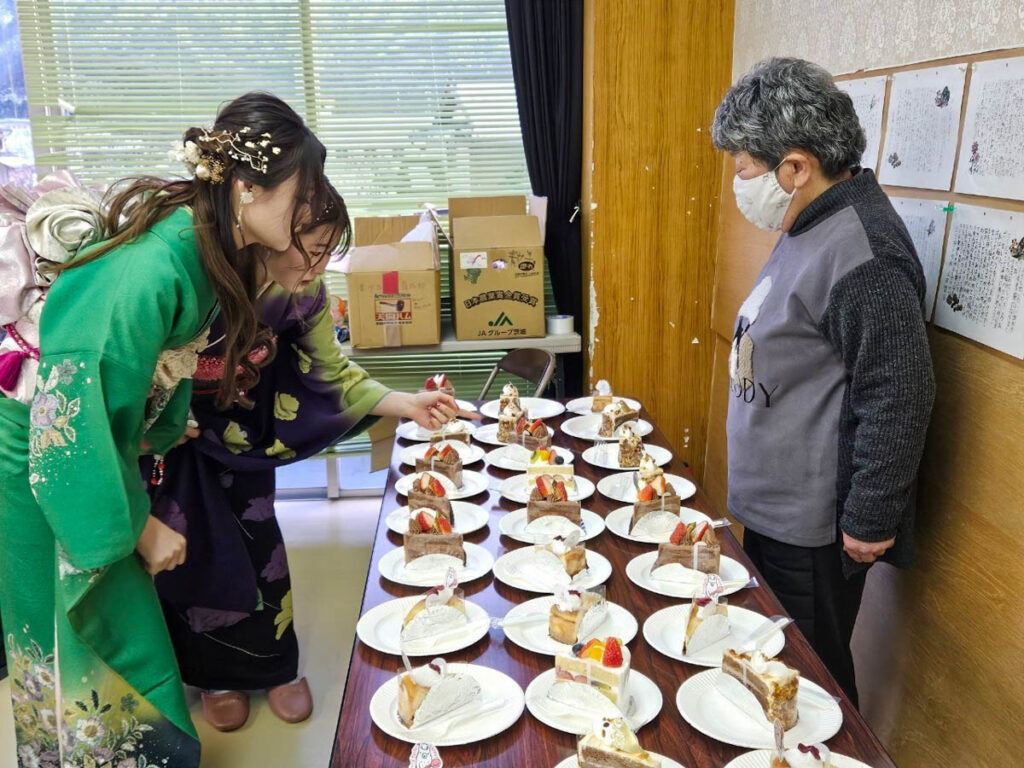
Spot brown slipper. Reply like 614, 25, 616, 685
201, 690, 250, 732
267, 677, 313, 724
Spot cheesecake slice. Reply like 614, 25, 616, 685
721, 648, 799, 730
397, 658, 481, 728
549, 587, 608, 645
682, 596, 730, 655
577, 716, 661, 768
400, 583, 468, 642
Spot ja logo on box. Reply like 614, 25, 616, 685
488, 312, 514, 327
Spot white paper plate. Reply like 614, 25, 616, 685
386, 502, 491, 536
526, 668, 662, 735
565, 395, 643, 416
493, 548, 613, 594
724, 750, 872, 768
395, 419, 478, 443
473, 422, 559, 447
643, 604, 786, 668
561, 414, 653, 442
625, 551, 751, 599
555, 754, 685, 768
597, 472, 697, 505
480, 397, 566, 420
581, 442, 672, 471
395, 469, 490, 500
377, 542, 494, 587
605, 505, 712, 544
369, 663, 525, 747
498, 508, 605, 544
676, 669, 843, 749
499, 473, 595, 504
501, 595, 638, 656
486, 444, 575, 472
399, 441, 485, 467
356, 596, 491, 656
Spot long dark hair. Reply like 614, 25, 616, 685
58, 92, 334, 407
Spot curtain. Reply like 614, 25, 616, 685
505, 0, 584, 395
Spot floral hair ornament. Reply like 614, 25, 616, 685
168, 126, 276, 185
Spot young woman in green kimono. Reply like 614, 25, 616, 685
0, 93, 460, 768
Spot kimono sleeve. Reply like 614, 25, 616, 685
28, 353, 158, 570
143, 379, 195, 456
291, 289, 390, 430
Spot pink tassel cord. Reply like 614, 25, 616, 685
0, 323, 40, 391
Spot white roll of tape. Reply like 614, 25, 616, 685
546, 314, 573, 335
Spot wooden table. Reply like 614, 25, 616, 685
330, 405, 897, 768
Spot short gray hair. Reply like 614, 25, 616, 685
711, 57, 866, 177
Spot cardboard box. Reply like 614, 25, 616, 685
447, 196, 546, 341
344, 215, 441, 349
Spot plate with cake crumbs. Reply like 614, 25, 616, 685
676, 669, 842, 749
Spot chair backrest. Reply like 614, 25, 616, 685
478, 348, 556, 399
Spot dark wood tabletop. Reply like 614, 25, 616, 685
330, 404, 897, 768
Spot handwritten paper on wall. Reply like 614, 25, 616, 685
878, 65, 967, 191
891, 197, 948, 320
934, 204, 1024, 358
836, 75, 887, 171
954, 57, 1024, 202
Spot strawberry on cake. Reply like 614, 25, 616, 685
652, 520, 721, 575
422, 373, 455, 397
527, 473, 582, 526
415, 442, 463, 488
406, 472, 453, 518
549, 636, 630, 717
403, 508, 465, 568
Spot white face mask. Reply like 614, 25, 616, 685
732, 162, 794, 231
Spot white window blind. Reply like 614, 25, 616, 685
15, 0, 549, 424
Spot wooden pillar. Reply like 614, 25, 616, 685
581, 0, 735, 479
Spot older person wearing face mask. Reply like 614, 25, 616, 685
711, 58, 935, 705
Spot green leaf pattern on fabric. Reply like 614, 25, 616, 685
274, 590, 293, 640
273, 392, 300, 421
265, 439, 297, 460
292, 343, 312, 374
28, 360, 82, 459
222, 421, 252, 455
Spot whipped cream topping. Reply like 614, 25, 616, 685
594, 379, 611, 396
602, 400, 627, 416
500, 402, 522, 418
593, 716, 643, 754
747, 650, 796, 680
409, 659, 446, 688
618, 424, 638, 443
547, 529, 582, 555
502, 382, 518, 397
785, 743, 832, 767
432, 374, 447, 388
554, 586, 582, 612
441, 420, 466, 434
638, 453, 662, 483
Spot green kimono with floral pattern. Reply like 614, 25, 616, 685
0, 207, 214, 768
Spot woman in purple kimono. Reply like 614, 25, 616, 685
144, 190, 464, 732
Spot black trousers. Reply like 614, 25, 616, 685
743, 528, 867, 706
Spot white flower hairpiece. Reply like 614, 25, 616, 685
168, 128, 277, 184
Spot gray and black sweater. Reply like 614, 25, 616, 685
726, 168, 935, 574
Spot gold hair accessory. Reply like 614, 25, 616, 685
168, 127, 275, 184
